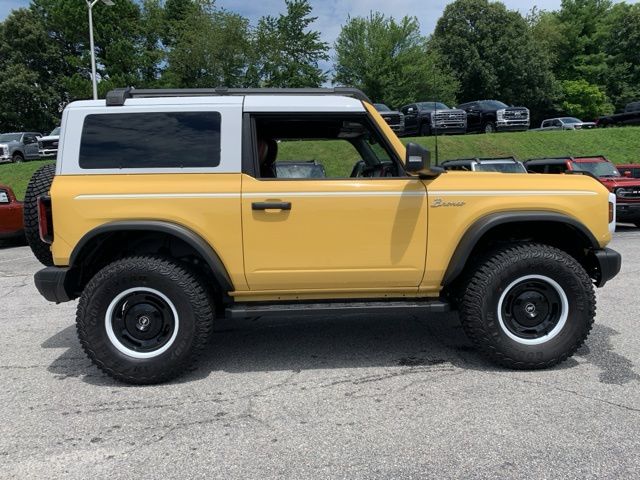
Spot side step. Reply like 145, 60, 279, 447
225, 299, 450, 320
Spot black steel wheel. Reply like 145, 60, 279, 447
459, 243, 595, 369
77, 256, 215, 384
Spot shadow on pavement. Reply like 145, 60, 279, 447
42, 312, 637, 386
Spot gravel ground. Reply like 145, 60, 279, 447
0, 229, 638, 479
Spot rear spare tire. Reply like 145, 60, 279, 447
24, 163, 55, 266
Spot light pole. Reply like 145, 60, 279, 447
87, 0, 114, 100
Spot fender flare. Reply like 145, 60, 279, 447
441, 211, 599, 287
70, 220, 234, 292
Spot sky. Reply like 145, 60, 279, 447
1, 0, 637, 74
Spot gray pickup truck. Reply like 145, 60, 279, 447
0, 132, 42, 163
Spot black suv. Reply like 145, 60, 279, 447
457, 100, 529, 133
400, 102, 467, 136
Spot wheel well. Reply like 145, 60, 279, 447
69, 229, 232, 307
443, 220, 598, 290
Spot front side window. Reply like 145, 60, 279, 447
79, 111, 221, 169
252, 115, 401, 180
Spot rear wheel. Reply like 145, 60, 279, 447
459, 243, 595, 369
76, 256, 215, 384
23, 163, 55, 266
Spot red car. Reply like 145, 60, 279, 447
0, 184, 24, 239
617, 164, 640, 179
525, 156, 640, 227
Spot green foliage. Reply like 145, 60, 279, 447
163, 1, 253, 88
0, 160, 55, 200
333, 13, 459, 108
559, 79, 613, 120
253, 0, 329, 87
431, 0, 558, 116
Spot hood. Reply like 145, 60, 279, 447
379, 110, 403, 116
39, 135, 60, 142
434, 108, 466, 115
600, 176, 640, 188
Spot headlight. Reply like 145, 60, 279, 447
0, 145, 7, 154
497, 109, 506, 120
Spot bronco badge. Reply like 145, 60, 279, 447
431, 198, 466, 208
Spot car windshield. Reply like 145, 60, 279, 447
560, 118, 581, 124
49, 127, 60, 136
573, 161, 620, 177
374, 104, 391, 112
0, 133, 21, 142
417, 102, 449, 111
482, 100, 509, 109
476, 162, 527, 173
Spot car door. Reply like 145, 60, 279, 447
240, 111, 428, 292
22, 134, 39, 159
402, 104, 418, 135
463, 102, 482, 131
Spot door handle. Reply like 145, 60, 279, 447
252, 201, 291, 211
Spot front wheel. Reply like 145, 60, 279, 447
12, 153, 24, 163
459, 243, 595, 369
483, 122, 496, 134
76, 256, 215, 384
419, 123, 431, 136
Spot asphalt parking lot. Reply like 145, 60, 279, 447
0, 230, 639, 479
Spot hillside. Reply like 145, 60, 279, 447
1, 127, 639, 200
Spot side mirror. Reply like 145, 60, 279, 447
405, 142, 442, 178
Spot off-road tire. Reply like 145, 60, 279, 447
12, 152, 24, 163
23, 163, 55, 266
459, 243, 595, 369
483, 122, 496, 134
76, 256, 215, 384
419, 123, 431, 136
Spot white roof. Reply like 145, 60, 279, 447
67, 95, 365, 113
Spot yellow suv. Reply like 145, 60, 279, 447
26, 87, 621, 384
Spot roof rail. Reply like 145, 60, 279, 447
105, 87, 371, 106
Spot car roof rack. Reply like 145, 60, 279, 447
106, 87, 371, 107
523, 157, 573, 165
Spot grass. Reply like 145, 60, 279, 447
0, 160, 54, 200
2, 127, 639, 199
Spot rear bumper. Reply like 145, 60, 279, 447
34, 267, 78, 303
591, 248, 622, 287
616, 203, 640, 222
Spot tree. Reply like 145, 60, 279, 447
431, 0, 558, 117
0, 8, 63, 132
253, 0, 329, 87
162, 1, 253, 88
559, 79, 613, 119
334, 13, 459, 107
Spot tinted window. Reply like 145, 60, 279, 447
79, 112, 221, 169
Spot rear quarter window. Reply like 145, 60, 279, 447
79, 111, 221, 169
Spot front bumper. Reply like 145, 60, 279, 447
39, 149, 58, 158
591, 248, 622, 287
616, 203, 640, 222
433, 124, 466, 135
496, 121, 529, 132
34, 267, 78, 303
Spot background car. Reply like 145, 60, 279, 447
617, 164, 640, 178
0, 184, 24, 240
597, 101, 640, 127
0, 132, 42, 163
38, 127, 60, 158
400, 101, 466, 136
441, 157, 527, 173
373, 103, 405, 135
538, 117, 596, 130
457, 100, 530, 133
525, 155, 640, 227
